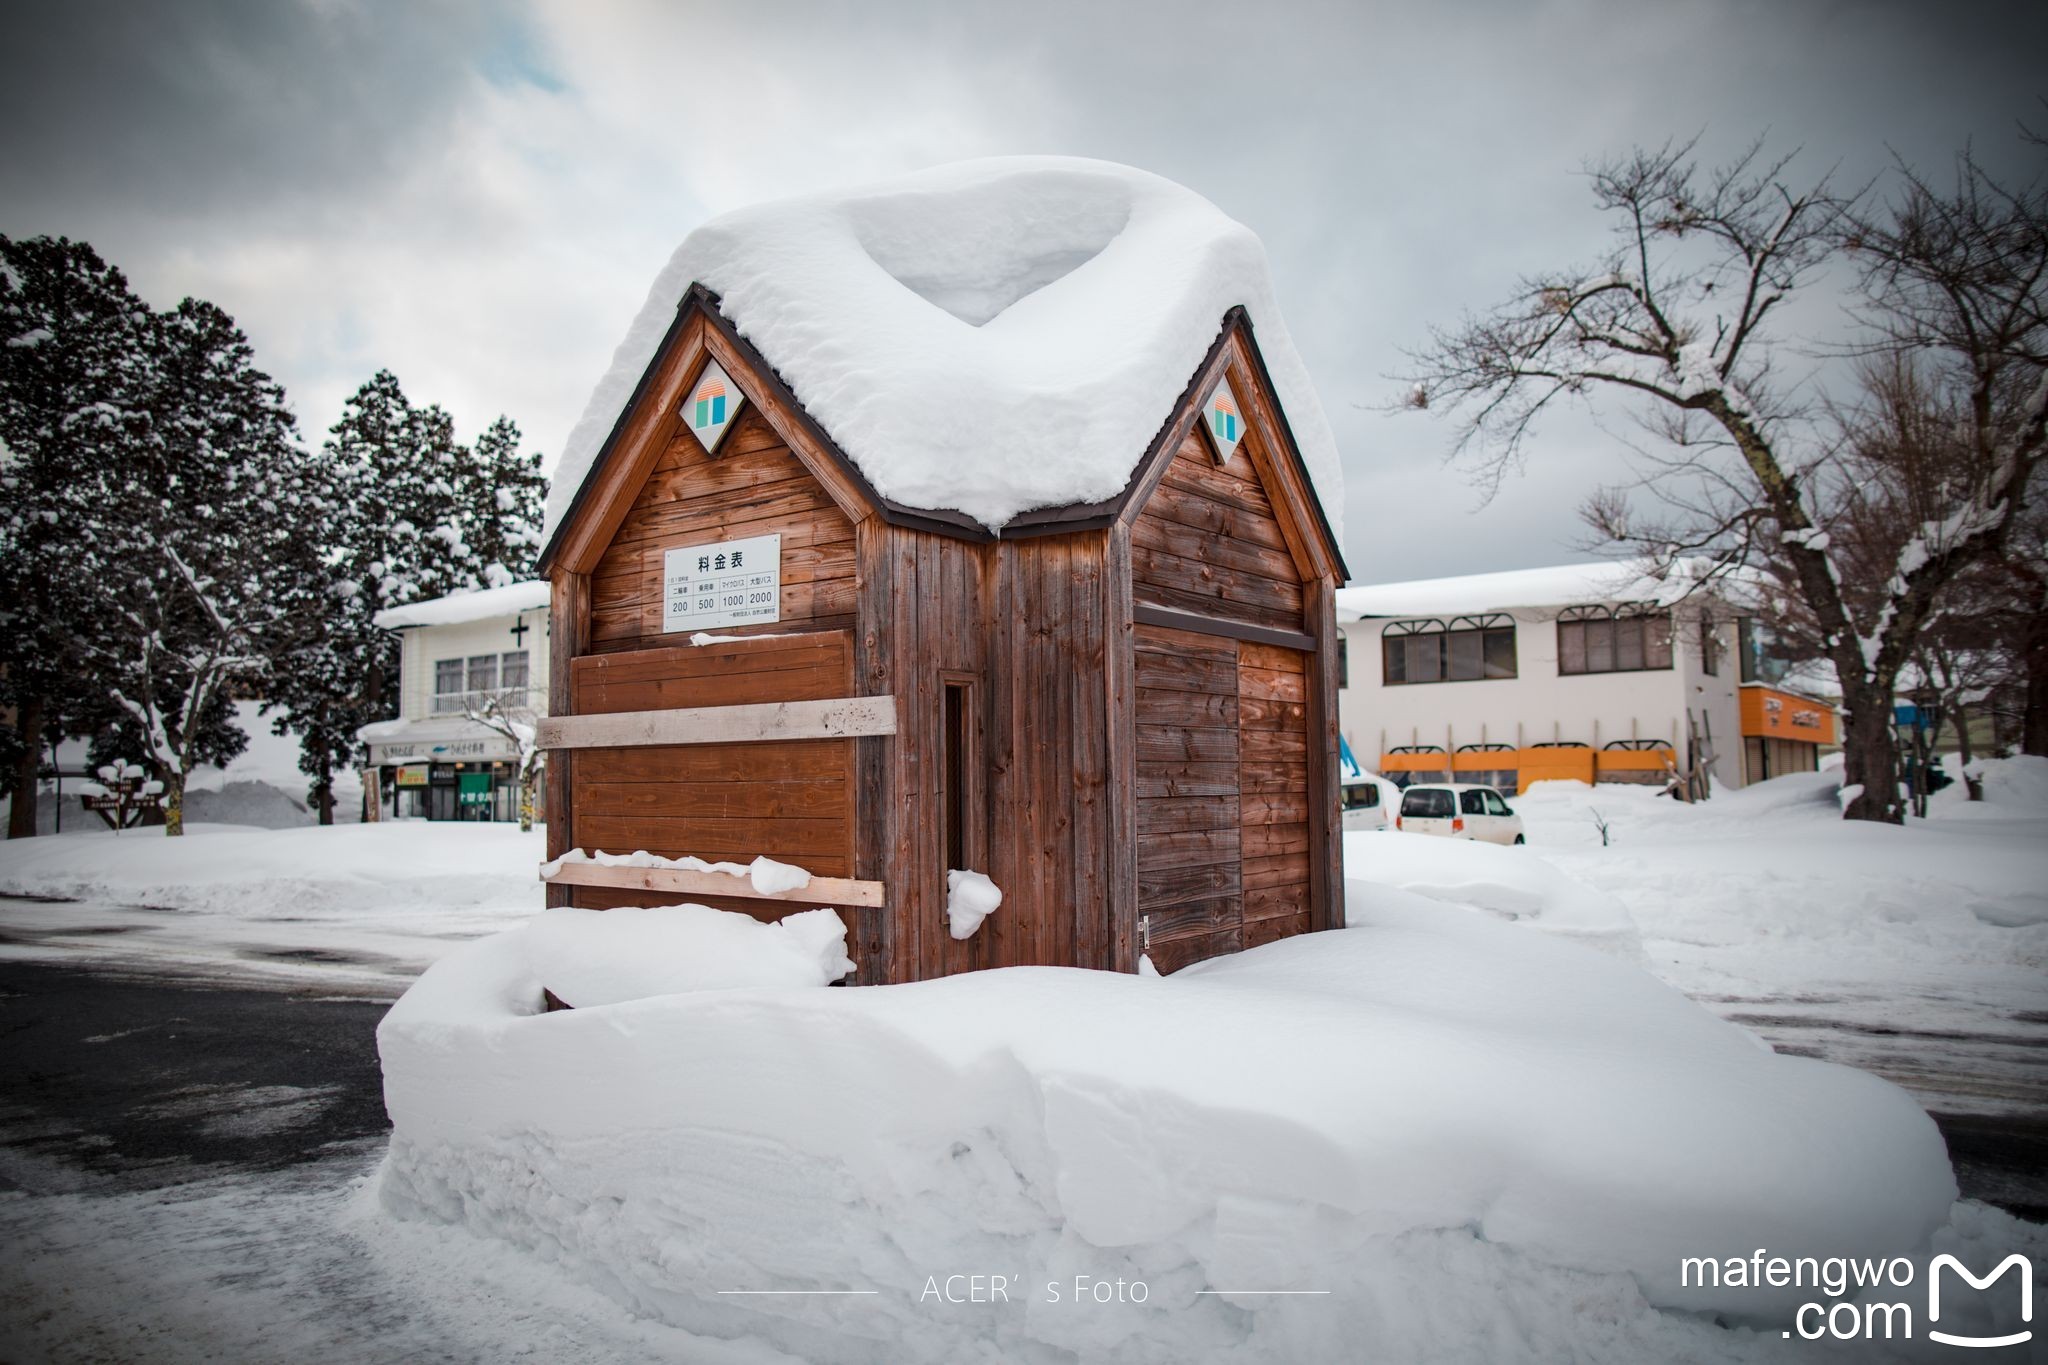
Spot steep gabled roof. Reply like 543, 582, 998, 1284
539, 158, 1344, 568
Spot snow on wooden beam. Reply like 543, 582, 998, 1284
539, 860, 887, 908
538, 696, 898, 749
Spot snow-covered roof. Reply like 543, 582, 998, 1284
1336, 559, 1733, 620
373, 580, 550, 631
544, 156, 1344, 542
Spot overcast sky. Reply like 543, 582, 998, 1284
4, 0, 2040, 580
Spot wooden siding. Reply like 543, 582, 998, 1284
588, 406, 858, 654
563, 631, 862, 933
1130, 426, 1307, 636
1132, 623, 1315, 974
857, 523, 1115, 982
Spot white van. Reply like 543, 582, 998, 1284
1394, 783, 1526, 845
1340, 778, 1388, 832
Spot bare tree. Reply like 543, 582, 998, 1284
463, 690, 546, 833
1404, 133, 2047, 823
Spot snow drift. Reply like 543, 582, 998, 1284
376, 883, 1953, 1362
1341, 828, 1641, 958
544, 156, 1345, 539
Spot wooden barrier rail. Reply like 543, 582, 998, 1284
539, 695, 897, 750
540, 859, 887, 908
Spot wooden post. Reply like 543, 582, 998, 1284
546, 569, 589, 908
1304, 577, 1344, 935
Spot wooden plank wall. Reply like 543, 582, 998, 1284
564, 633, 864, 951
588, 406, 857, 653
1238, 641, 1313, 947
1131, 625, 1315, 972
1134, 623, 1242, 970
1131, 427, 1305, 635
987, 532, 1114, 975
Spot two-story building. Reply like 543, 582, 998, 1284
1335, 561, 1836, 794
357, 580, 551, 822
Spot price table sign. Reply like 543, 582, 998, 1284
662, 533, 782, 633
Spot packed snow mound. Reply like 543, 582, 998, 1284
525, 904, 854, 1006
377, 882, 1952, 1361
546, 156, 1344, 538
1933, 753, 2048, 817
1342, 829, 1640, 958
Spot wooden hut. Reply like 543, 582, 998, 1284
535, 162, 1349, 983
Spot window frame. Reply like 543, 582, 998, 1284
1556, 604, 1674, 676
1382, 615, 1518, 686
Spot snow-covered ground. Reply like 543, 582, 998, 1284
0, 821, 542, 993
1510, 761, 2048, 1122
3, 761, 2043, 1361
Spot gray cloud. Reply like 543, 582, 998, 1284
2, 0, 2041, 582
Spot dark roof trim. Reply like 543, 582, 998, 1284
541, 290, 1349, 574
1233, 308, 1350, 583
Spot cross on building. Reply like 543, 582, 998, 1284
508, 618, 531, 647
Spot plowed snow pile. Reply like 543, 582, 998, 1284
376, 882, 1954, 1363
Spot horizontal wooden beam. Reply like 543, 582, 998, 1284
1133, 602, 1317, 653
542, 859, 886, 908
539, 696, 897, 749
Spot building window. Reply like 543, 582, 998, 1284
1557, 605, 1673, 675
432, 650, 529, 714
500, 650, 530, 703
433, 659, 465, 713
1700, 613, 1721, 675
1382, 615, 1517, 685
1337, 636, 1349, 689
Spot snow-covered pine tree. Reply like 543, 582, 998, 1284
466, 414, 547, 586
271, 374, 545, 821
0, 236, 155, 837
73, 296, 320, 835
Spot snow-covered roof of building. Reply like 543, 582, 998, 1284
373, 580, 550, 631
1335, 559, 1735, 620
543, 156, 1344, 543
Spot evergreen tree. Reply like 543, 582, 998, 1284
71, 296, 320, 835
467, 414, 548, 585
0, 236, 153, 836
268, 373, 545, 821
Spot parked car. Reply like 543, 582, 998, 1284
1394, 783, 1526, 845
1340, 778, 1387, 832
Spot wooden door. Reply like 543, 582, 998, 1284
1133, 624, 1314, 972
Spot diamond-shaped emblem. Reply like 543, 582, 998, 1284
1201, 376, 1245, 465
683, 359, 745, 454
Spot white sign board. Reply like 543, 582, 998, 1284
663, 533, 781, 633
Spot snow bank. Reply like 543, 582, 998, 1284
526, 904, 853, 1006
377, 883, 1953, 1360
1342, 829, 1641, 958
546, 157, 1344, 539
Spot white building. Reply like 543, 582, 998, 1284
1335, 561, 1836, 794
357, 580, 551, 822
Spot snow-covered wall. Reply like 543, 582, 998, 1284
544, 157, 1345, 542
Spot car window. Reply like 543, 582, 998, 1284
1401, 788, 1453, 819
1362, 785, 1380, 808
1483, 790, 1511, 816
1459, 790, 1487, 816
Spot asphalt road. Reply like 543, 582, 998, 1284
0, 960, 393, 1193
